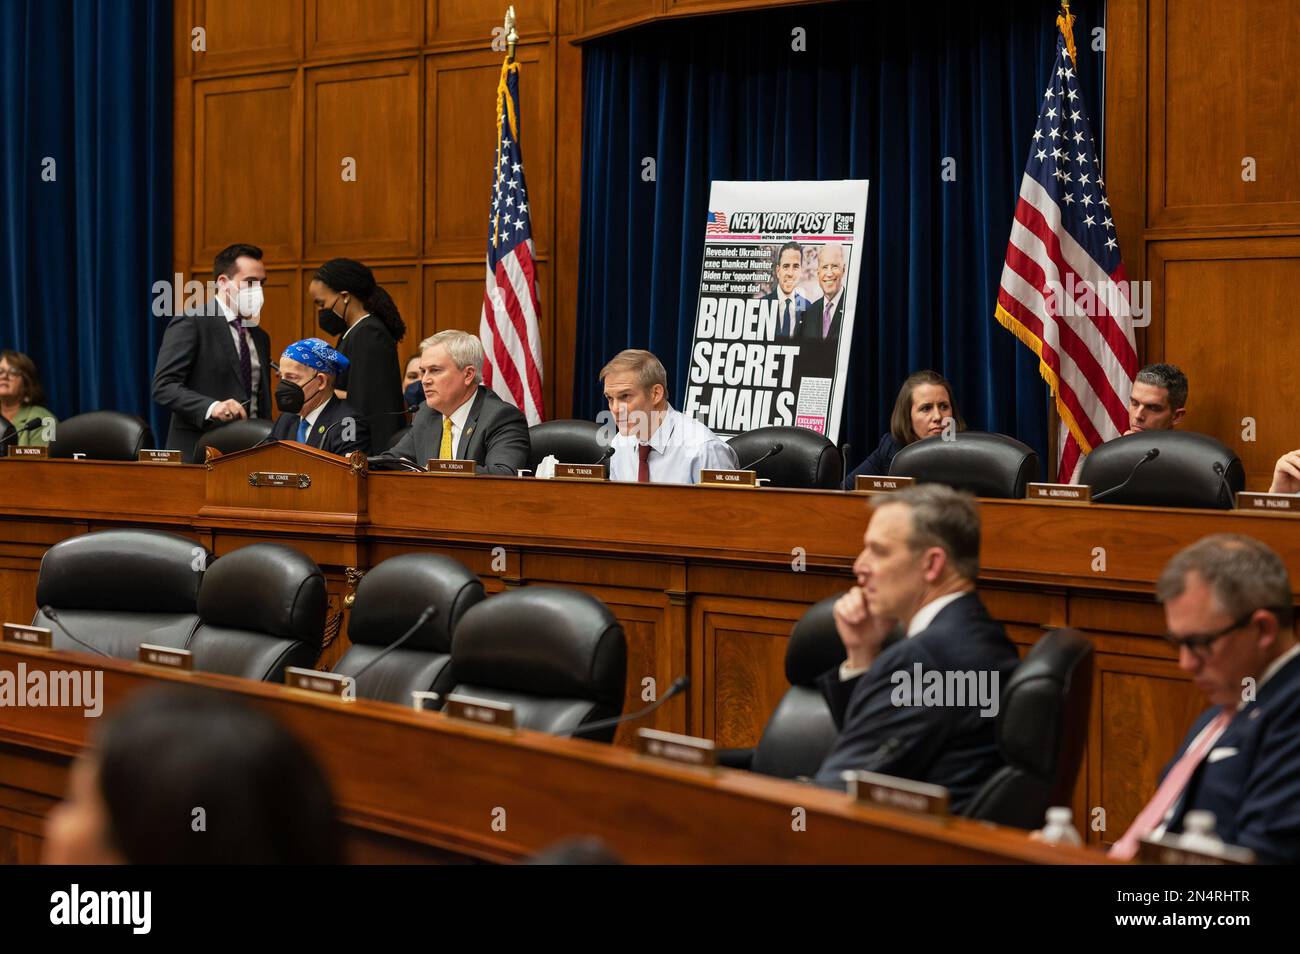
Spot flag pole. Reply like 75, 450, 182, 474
504, 6, 519, 64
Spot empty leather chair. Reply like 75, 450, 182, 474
31, 529, 205, 658
719, 595, 847, 777
384, 425, 413, 453
965, 628, 1093, 829
192, 418, 275, 463
447, 587, 627, 741
1080, 430, 1244, 509
527, 419, 605, 472
889, 431, 1040, 498
727, 426, 843, 489
332, 553, 486, 704
48, 410, 154, 461
189, 543, 327, 681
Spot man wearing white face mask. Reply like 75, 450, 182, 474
152, 243, 274, 461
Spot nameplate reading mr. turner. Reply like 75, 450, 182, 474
7, 446, 47, 458
1026, 482, 1091, 503
844, 770, 950, 818
699, 469, 758, 487
444, 693, 515, 729
553, 463, 606, 480
137, 643, 193, 671
425, 459, 477, 476
635, 728, 717, 768
137, 449, 183, 464
249, 471, 312, 489
854, 475, 915, 493
2, 623, 52, 648
1236, 492, 1298, 513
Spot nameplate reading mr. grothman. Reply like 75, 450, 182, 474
2, 623, 52, 648
249, 471, 312, 489
844, 770, 950, 818
855, 475, 916, 493
635, 728, 718, 768
1236, 492, 1298, 513
7, 446, 47, 458
1026, 482, 1092, 503
425, 459, 477, 476
553, 463, 606, 480
444, 693, 516, 729
138, 449, 183, 464
137, 643, 193, 671
699, 469, 758, 487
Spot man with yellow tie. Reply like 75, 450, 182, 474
373, 330, 529, 474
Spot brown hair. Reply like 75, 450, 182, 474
0, 350, 44, 407
873, 484, 981, 581
889, 370, 964, 446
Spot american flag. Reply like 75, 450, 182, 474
994, 12, 1137, 483
706, 211, 729, 234
480, 57, 545, 425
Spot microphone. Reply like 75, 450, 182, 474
39, 606, 111, 658
592, 444, 615, 466
564, 675, 690, 739
337, 604, 436, 687
741, 441, 784, 471
318, 404, 420, 450
1091, 447, 1159, 502
1212, 460, 1236, 508
0, 418, 42, 448
840, 442, 852, 489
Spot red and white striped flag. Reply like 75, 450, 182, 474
480, 55, 545, 425
994, 9, 1137, 483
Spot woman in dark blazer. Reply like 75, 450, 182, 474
844, 370, 966, 488
309, 258, 407, 450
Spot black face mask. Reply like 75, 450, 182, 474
275, 375, 322, 415
318, 296, 347, 336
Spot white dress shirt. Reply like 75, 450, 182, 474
774, 290, 802, 336
609, 405, 738, 485
839, 590, 971, 681
208, 296, 262, 420
440, 387, 477, 457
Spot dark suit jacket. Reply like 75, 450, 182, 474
152, 309, 272, 461
762, 289, 807, 338
335, 318, 404, 451
268, 396, 371, 457
813, 592, 1020, 815
797, 293, 845, 341
1160, 650, 1300, 863
843, 432, 903, 489
377, 386, 529, 475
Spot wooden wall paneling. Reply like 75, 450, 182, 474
423, 261, 489, 339
190, 0, 305, 75
307, 0, 425, 59
256, 269, 302, 387
426, 0, 556, 50
193, 71, 303, 265
576, 0, 661, 38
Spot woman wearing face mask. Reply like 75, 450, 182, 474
843, 370, 966, 489
309, 259, 406, 451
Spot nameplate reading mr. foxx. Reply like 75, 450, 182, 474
553, 463, 606, 480
844, 770, 950, 818
1236, 492, 1299, 513
7, 445, 47, 458
1026, 482, 1092, 503
635, 728, 717, 768
444, 693, 516, 729
137, 643, 193, 671
855, 475, 915, 493
2, 623, 52, 649
425, 459, 477, 476
138, 449, 183, 464
699, 469, 758, 487
284, 666, 355, 700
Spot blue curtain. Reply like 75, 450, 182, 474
0, 0, 172, 437
577, 0, 1104, 466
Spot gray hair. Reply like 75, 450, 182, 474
1135, 362, 1188, 410
599, 349, 668, 393
873, 484, 981, 581
1156, 534, 1294, 628
420, 330, 484, 384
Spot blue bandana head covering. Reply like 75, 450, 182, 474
282, 337, 350, 376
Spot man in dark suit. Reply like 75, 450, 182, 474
813, 485, 1020, 814
152, 243, 272, 461
762, 241, 807, 338
1111, 534, 1300, 863
374, 329, 528, 474
267, 338, 370, 456
797, 242, 848, 341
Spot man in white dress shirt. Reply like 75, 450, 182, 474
599, 349, 737, 484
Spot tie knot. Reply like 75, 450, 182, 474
638, 443, 652, 462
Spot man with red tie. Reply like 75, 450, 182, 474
1110, 534, 1300, 862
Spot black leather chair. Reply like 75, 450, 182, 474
965, 628, 1093, 829
727, 426, 843, 489
188, 543, 327, 681
0, 413, 14, 448
31, 529, 205, 658
527, 419, 605, 472
191, 417, 275, 463
1079, 430, 1244, 509
332, 553, 486, 704
48, 410, 154, 461
447, 587, 627, 741
719, 595, 846, 777
384, 425, 412, 453
889, 431, 1040, 498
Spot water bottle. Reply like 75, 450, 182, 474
1037, 806, 1083, 846
1178, 811, 1224, 854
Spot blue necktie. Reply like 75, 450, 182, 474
297, 418, 309, 444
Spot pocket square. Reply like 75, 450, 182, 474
1207, 747, 1238, 764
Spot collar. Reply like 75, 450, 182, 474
215, 295, 237, 322
339, 314, 370, 342
905, 590, 971, 638
1259, 642, 1300, 692
445, 387, 478, 431
301, 394, 331, 430
822, 290, 842, 315
645, 405, 677, 454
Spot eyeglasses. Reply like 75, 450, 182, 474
1163, 608, 1286, 659
0, 368, 20, 378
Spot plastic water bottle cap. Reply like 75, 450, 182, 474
1046, 806, 1073, 826
1184, 810, 1217, 835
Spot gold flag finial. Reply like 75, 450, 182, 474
1056, 0, 1078, 68
504, 6, 519, 63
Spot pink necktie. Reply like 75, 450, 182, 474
1109, 707, 1234, 860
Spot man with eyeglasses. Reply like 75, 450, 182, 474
1110, 534, 1300, 862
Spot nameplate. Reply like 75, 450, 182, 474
425, 459, 477, 476
1137, 837, 1255, 866
444, 693, 515, 729
844, 770, 950, 818
553, 463, 606, 480
1235, 492, 1298, 513
137, 449, 183, 464
249, 471, 311, 489
7, 445, 46, 458
854, 475, 915, 493
635, 728, 717, 768
411, 691, 441, 712
137, 643, 193, 671
1026, 482, 1092, 503
1, 623, 52, 648
699, 469, 758, 487
284, 666, 355, 700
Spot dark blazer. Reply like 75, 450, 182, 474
762, 289, 807, 338
813, 592, 1020, 815
797, 293, 845, 340
377, 386, 529, 475
268, 395, 371, 457
844, 432, 904, 489
335, 318, 404, 451
1159, 650, 1300, 863
152, 309, 272, 461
